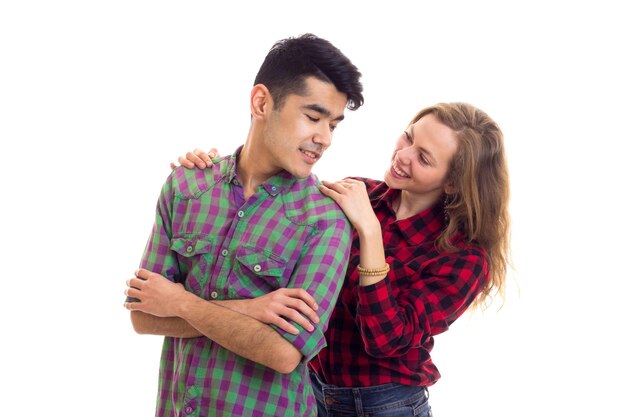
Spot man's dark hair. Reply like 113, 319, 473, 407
254, 33, 364, 111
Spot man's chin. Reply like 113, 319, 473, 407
289, 167, 314, 179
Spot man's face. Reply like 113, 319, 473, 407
261, 77, 348, 178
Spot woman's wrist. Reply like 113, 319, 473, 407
357, 263, 390, 276
355, 217, 382, 238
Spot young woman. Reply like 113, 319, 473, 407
174, 102, 510, 417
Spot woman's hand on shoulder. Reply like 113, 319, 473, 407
320, 178, 379, 233
169, 147, 220, 170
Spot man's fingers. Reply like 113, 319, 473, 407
279, 296, 319, 324
124, 301, 144, 312
284, 288, 318, 309
287, 301, 319, 326
273, 288, 319, 325
134, 268, 152, 280
127, 277, 144, 289
125, 287, 141, 299
273, 317, 300, 335
290, 299, 319, 324
274, 304, 314, 332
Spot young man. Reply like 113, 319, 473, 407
124, 34, 363, 416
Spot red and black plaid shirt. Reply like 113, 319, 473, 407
309, 178, 489, 387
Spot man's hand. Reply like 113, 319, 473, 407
124, 269, 188, 317
237, 288, 320, 335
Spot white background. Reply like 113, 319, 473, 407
1, 1, 624, 416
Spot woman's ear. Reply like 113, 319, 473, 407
444, 183, 457, 195
250, 84, 272, 119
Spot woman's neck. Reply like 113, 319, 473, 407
393, 190, 441, 220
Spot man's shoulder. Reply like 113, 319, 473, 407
284, 174, 350, 225
168, 157, 230, 199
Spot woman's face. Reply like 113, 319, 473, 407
383, 113, 459, 199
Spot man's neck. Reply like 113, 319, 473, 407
237, 144, 279, 200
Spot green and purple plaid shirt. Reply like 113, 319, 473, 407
139, 148, 352, 417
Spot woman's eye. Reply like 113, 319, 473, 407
403, 131, 413, 143
419, 154, 430, 166
306, 115, 320, 122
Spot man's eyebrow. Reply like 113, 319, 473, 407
303, 104, 345, 121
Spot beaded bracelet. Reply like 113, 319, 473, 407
356, 263, 390, 276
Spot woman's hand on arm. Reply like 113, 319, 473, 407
169, 147, 220, 170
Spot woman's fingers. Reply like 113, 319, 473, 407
185, 151, 207, 169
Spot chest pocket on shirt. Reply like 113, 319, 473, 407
230, 245, 288, 298
170, 235, 215, 293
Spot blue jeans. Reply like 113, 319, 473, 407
311, 372, 432, 417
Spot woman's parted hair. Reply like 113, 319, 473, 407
409, 102, 511, 307
254, 33, 364, 111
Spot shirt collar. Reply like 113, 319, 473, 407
373, 185, 446, 246
224, 146, 299, 196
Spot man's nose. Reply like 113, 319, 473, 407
313, 124, 332, 148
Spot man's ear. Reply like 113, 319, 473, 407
250, 84, 272, 119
